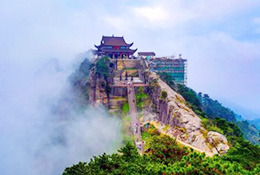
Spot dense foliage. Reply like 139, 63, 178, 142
142, 124, 189, 165
95, 56, 112, 105
251, 118, 260, 130
96, 56, 110, 79
135, 87, 149, 111
198, 93, 260, 144
198, 93, 236, 122
63, 136, 260, 175
222, 138, 260, 170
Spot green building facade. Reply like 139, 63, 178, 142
149, 57, 187, 85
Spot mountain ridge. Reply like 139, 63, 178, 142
63, 57, 260, 174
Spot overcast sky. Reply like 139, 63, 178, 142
1, 1, 260, 116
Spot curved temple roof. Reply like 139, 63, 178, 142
95, 35, 133, 48
94, 35, 137, 56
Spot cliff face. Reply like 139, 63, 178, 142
145, 72, 229, 155
88, 68, 110, 106
89, 66, 128, 110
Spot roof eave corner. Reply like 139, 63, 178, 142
128, 42, 134, 47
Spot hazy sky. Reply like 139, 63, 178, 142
1, 0, 260, 114
1, 0, 259, 119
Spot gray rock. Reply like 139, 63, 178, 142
146, 72, 230, 155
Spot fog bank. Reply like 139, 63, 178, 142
0, 57, 121, 175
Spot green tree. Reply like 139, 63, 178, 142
147, 135, 188, 165
95, 56, 111, 107
222, 138, 260, 170
63, 162, 89, 175
96, 56, 110, 78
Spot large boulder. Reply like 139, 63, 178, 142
207, 131, 230, 155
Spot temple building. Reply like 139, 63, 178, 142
94, 35, 137, 59
93, 35, 187, 85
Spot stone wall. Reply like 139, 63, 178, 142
111, 86, 127, 97
117, 59, 140, 70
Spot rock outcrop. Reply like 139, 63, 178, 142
89, 66, 128, 110
145, 71, 229, 156
207, 131, 229, 154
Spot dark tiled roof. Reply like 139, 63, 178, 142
101, 36, 133, 46
138, 52, 156, 56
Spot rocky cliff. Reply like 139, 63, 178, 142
144, 71, 229, 156
88, 64, 128, 110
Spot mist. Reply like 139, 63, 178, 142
0, 56, 121, 175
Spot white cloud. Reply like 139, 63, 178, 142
105, 17, 126, 31
181, 0, 260, 20
102, 0, 259, 31
133, 6, 169, 23
253, 17, 260, 33
253, 17, 260, 24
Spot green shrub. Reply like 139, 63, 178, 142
96, 56, 110, 78
161, 91, 168, 100
136, 87, 149, 110
202, 117, 224, 134
122, 102, 129, 115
